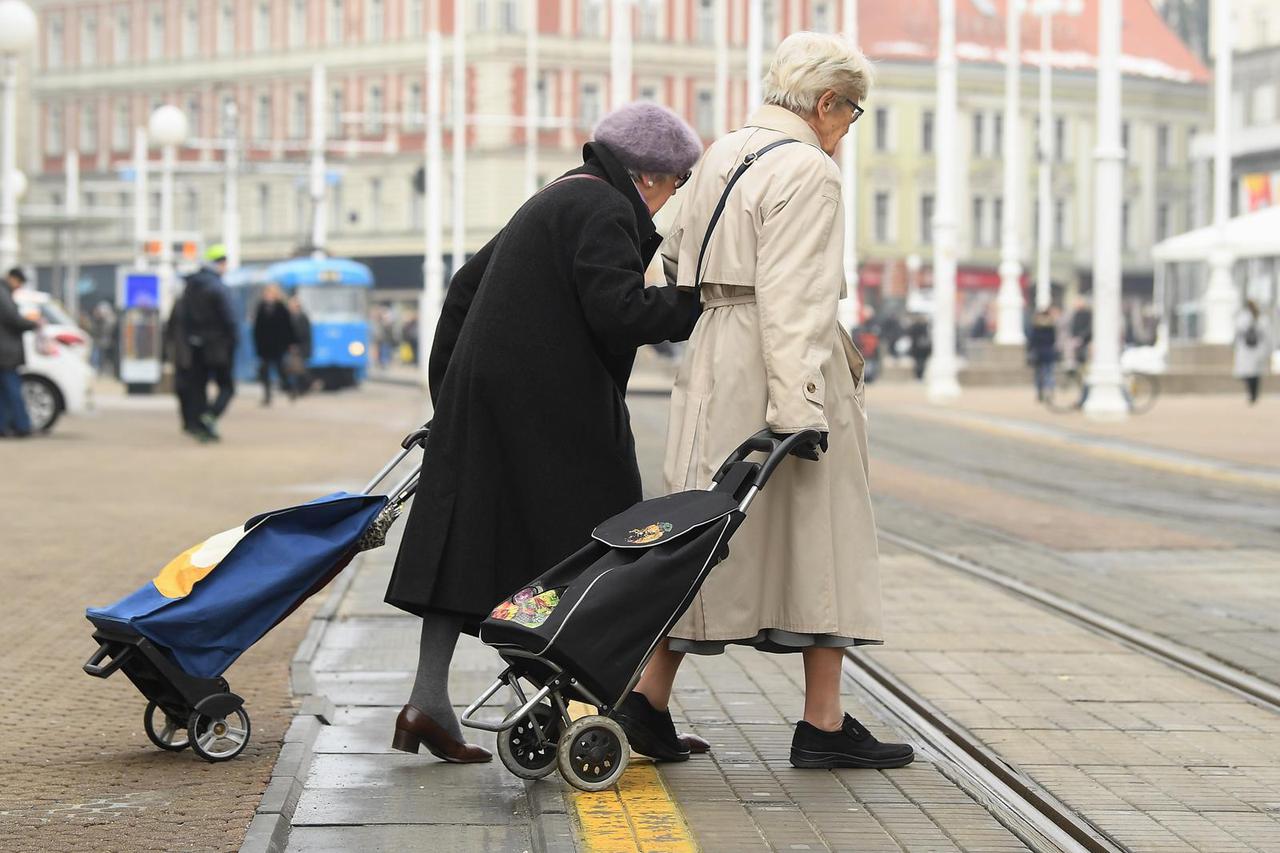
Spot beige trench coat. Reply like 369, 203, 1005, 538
660, 105, 883, 646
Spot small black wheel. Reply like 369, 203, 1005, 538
1045, 368, 1083, 414
143, 701, 190, 752
188, 707, 251, 762
556, 715, 628, 792
498, 704, 561, 780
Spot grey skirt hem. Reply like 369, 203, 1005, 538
667, 628, 883, 656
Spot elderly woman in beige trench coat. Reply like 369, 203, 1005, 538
612, 32, 915, 770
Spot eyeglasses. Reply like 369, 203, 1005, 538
674, 170, 692, 189
844, 99, 865, 123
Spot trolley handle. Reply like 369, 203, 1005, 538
83, 643, 132, 678
363, 423, 431, 496
713, 428, 824, 492
401, 422, 431, 450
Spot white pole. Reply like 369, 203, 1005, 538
64, 150, 80, 319
524, 2, 539, 199
995, 0, 1026, 344
158, 142, 176, 318
0, 56, 19, 274
223, 99, 241, 271
309, 64, 328, 258
838, 0, 860, 332
451, 0, 465, 276
714, 0, 728, 136
133, 127, 148, 269
1035, 8, 1053, 311
1201, 0, 1236, 343
928, 0, 961, 402
421, 2, 445, 388
610, 0, 632, 110
747, 0, 763, 112
1082, 0, 1128, 420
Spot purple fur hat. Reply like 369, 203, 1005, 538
592, 102, 703, 176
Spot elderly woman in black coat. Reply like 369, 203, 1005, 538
384, 103, 704, 763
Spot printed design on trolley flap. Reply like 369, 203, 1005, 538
625, 522, 675, 545
490, 585, 562, 628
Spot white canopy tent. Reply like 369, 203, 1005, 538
1151, 205, 1280, 263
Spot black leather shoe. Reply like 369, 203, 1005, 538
614, 692, 690, 762
790, 714, 914, 769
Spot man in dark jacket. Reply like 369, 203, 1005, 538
287, 294, 312, 395
0, 268, 40, 437
174, 246, 238, 440
252, 284, 297, 405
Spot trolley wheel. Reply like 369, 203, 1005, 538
498, 703, 561, 780
1126, 373, 1159, 414
188, 706, 251, 763
1044, 368, 1084, 413
143, 701, 190, 752
556, 715, 628, 792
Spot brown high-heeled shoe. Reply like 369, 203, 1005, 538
391, 705, 492, 763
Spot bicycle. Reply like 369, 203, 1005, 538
1043, 366, 1159, 415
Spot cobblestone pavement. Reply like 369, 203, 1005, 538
0, 380, 424, 852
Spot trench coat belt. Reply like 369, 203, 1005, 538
702, 294, 757, 309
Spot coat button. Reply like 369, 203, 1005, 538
805, 381, 817, 393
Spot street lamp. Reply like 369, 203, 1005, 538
148, 104, 189, 318
928, 0, 961, 402
1202, 0, 1237, 343
995, 0, 1026, 345
0, 0, 37, 275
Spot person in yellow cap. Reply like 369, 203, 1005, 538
170, 244, 238, 441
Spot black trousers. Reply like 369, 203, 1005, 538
259, 356, 296, 403
177, 347, 236, 430
1244, 376, 1261, 403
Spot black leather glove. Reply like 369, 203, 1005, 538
789, 431, 829, 461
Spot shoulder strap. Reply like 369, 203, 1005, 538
693, 138, 799, 294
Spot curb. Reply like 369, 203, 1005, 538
238, 560, 359, 853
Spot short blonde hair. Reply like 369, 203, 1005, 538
762, 32, 875, 115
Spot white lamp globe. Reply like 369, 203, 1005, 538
148, 105, 189, 147
0, 1, 38, 54
6, 168, 27, 199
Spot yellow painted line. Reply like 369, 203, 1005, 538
894, 405, 1280, 492
563, 702, 698, 852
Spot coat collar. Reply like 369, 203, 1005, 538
744, 104, 824, 151
578, 141, 657, 243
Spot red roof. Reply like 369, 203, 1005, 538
861, 0, 1210, 85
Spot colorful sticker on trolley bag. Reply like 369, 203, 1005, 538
625, 522, 674, 545
490, 585, 561, 628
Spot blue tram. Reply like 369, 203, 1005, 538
225, 257, 373, 390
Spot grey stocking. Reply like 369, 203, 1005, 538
407, 613, 466, 743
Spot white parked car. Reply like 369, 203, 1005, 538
14, 289, 93, 433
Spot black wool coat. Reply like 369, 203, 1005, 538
385, 142, 700, 625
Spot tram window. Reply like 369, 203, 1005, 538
296, 287, 367, 322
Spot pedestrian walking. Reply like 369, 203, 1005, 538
173, 246, 239, 441
252, 284, 297, 405
1027, 308, 1059, 402
1235, 299, 1271, 405
287, 295, 313, 396
1069, 297, 1093, 369
0, 268, 41, 438
383, 102, 704, 764
91, 302, 118, 376
619, 33, 913, 770
907, 315, 932, 381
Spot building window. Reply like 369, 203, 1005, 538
581, 82, 601, 129
1121, 201, 1130, 250
874, 191, 890, 244
639, 0, 660, 40
695, 90, 713, 137
405, 81, 424, 129
81, 13, 98, 67
874, 107, 889, 152
696, 0, 714, 44
366, 0, 384, 41
537, 74, 551, 122
220, 94, 237, 136
408, 0, 424, 35
1054, 116, 1066, 161
112, 101, 131, 150
290, 0, 307, 47
148, 4, 165, 60
368, 178, 382, 230
993, 112, 1003, 156
48, 104, 65, 155
813, 2, 832, 32
921, 109, 934, 154
1120, 120, 1130, 162
1251, 83, 1277, 126
972, 197, 985, 246
115, 9, 131, 63
328, 0, 345, 45
79, 103, 98, 152
1053, 198, 1066, 249
475, 0, 488, 30
184, 187, 200, 230
255, 93, 271, 141
182, 1, 199, 57
580, 0, 602, 37
291, 90, 308, 138
218, 1, 235, 54
254, 1, 272, 50
47, 15, 65, 68
972, 113, 984, 157
257, 184, 271, 234
296, 186, 310, 234
1156, 123, 1170, 168
186, 94, 202, 138
329, 87, 344, 136
118, 192, 131, 238
329, 182, 344, 230
993, 196, 1004, 244
762, 0, 777, 46
920, 193, 935, 244
410, 183, 423, 229
366, 84, 385, 134
1157, 202, 1170, 241
499, 0, 517, 33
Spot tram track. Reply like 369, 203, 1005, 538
844, 526, 1280, 853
